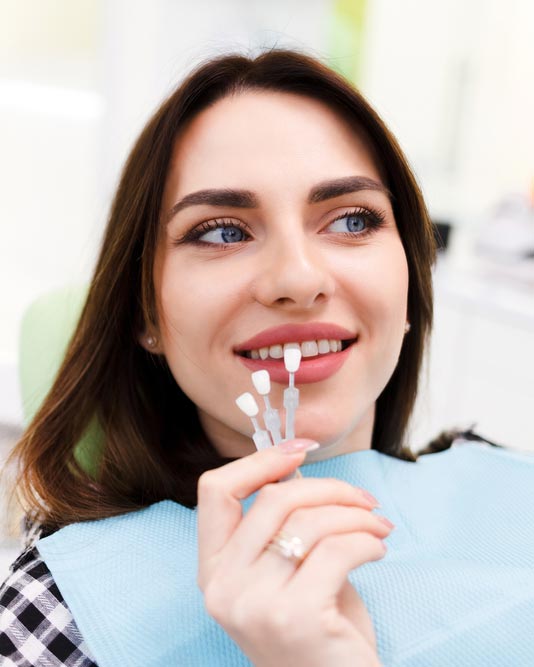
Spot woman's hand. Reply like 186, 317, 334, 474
197, 439, 392, 666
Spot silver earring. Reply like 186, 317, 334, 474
404, 322, 411, 334
146, 335, 157, 348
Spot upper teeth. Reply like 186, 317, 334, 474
247, 339, 343, 360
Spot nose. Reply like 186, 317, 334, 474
251, 229, 335, 310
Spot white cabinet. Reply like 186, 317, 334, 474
410, 259, 534, 453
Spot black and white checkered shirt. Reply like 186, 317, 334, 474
0, 544, 97, 666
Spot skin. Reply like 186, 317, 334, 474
196, 443, 391, 666
145, 90, 409, 462
140, 90, 407, 665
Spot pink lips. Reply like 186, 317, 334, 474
234, 322, 356, 353
234, 322, 357, 384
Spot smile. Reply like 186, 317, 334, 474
238, 338, 356, 360
233, 322, 358, 383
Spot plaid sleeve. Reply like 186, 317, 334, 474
0, 546, 98, 666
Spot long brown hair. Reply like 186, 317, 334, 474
8, 49, 437, 530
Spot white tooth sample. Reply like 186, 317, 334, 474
301, 340, 318, 357
250, 349, 260, 359
259, 347, 269, 360
251, 370, 270, 395
283, 342, 300, 353
235, 392, 259, 417
318, 339, 330, 354
269, 344, 284, 359
284, 347, 302, 372
329, 339, 338, 353
337, 340, 343, 352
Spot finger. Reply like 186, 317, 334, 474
222, 492, 385, 571
249, 506, 392, 588
282, 505, 393, 552
197, 439, 318, 566
286, 532, 387, 600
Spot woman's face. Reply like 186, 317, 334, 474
151, 90, 409, 460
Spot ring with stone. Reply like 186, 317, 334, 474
265, 530, 309, 565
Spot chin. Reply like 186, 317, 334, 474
293, 403, 374, 451
292, 422, 353, 451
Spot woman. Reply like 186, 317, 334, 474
1, 49, 533, 667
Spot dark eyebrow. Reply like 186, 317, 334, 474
165, 175, 392, 224
308, 175, 392, 204
165, 189, 258, 223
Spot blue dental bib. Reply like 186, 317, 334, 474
37, 441, 534, 666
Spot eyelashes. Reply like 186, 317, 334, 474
175, 218, 252, 246
172, 206, 388, 249
324, 207, 387, 237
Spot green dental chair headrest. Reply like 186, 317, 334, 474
19, 285, 101, 476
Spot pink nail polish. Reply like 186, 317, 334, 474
361, 489, 381, 508
376, 515, 395, 530
279, 439, 320, 454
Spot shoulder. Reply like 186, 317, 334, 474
0, 545, 98, 666
412, 431, 534, 502
416, 427, 533, 460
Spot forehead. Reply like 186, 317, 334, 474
165, 90, 384, 198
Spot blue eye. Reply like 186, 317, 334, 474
325, 208, 387, 238
198, 225, 246, 244
175, 219, 250, 247
327, 213, 367, 233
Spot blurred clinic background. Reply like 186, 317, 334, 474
1, 0, 534, 571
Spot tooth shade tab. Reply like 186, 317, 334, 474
235, 392, 259, 417
251, 370, 271, 395
284, 347, 302, 373
284, 342, 300, 352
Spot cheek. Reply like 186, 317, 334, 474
376, 247, 409, 341
156, 259, 202, 360
337, 240, 409, 325
157, 256, 245, 355
384, 245, 410, 313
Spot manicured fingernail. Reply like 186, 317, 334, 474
279, 439, 320, 454
361, 489, 381, 508
376, 515, 395, 530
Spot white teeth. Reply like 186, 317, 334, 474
269, 344, 284, 359
244, 338, 351, 360
301, 340, 319, 357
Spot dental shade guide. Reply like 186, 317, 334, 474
235, 392, 273, 451
283, 345, 301, 442
235, 350, 305, 480
251, 370, 283, 445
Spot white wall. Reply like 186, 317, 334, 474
362, 0, 534, 223
0, 0, 331, 422
0, 0, 533, 449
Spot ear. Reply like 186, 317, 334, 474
138, 331, 163, 354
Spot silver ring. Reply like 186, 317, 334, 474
265, 530, 308, 565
